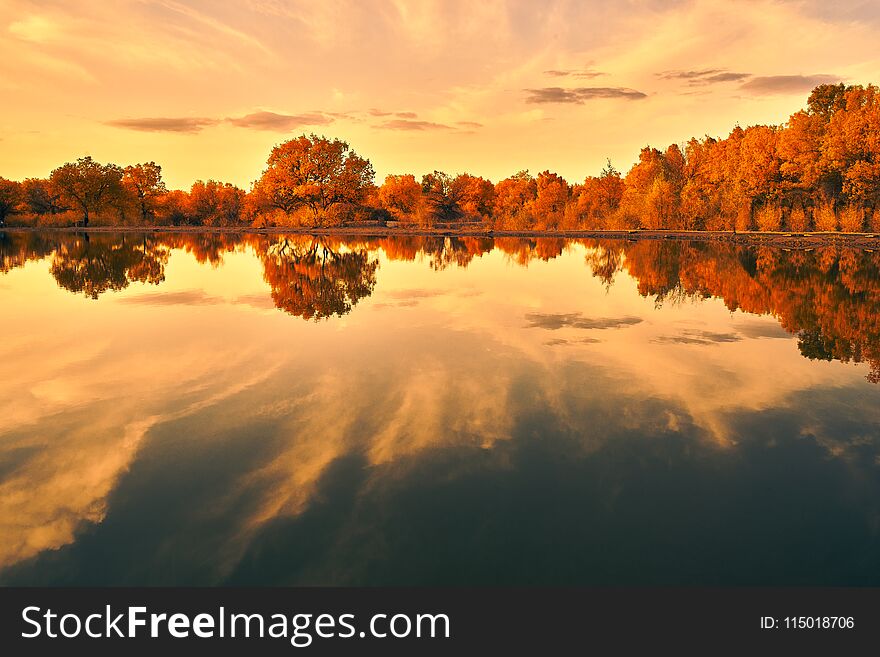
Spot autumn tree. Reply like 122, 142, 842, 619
0, 178, 21, 225
530, 170, 569, 229
821, 84, 880, 203
620, 147, 681, 229
378, 174, 423, 223
21, 178, 66, 216
572, 160, 624, 229
252, 134, 374, 225
493, 171, 537, 229
49, 156, 123, 226
123, 162, 167, 224
187, 180, 245, 226
450, 173, 495, 222
420, 171, 463, 224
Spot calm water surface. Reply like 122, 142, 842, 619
1, 231, 879, 585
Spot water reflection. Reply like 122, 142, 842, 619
1, 231, 879, 585
260, 237, 378, 319
3, 231, 879, 379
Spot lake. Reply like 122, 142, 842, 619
1, 231, 879, 585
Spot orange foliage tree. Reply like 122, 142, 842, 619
252, 134, 374, 225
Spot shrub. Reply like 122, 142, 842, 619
869, 209, 880, 233
787, 206, 809, 232
838, 205, 864, 233
755, 204, 782, 231
735, 205, 753, 231
813, 202, 838, 231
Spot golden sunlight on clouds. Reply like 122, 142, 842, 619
1, 1, 880, 186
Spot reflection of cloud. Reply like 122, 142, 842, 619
652, 329, 742, 345
117, 290, 224, 306
524, 312, 642, 330
544, 337, 602, 346
733, 320, 792, 340
524, 86, 647, 103
117, 290, 277, 310
104, 116, 220, 133
376, 119, 452, 131
740, 74, 840, 95
0, 323, 281, 570
386, 289, 445, 299
232, 293, 276, 310
372, 287, 482, 309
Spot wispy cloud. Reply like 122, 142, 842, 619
368, 109, 418, 118
740, 74, 841, 95
376, 119, 453, 131
524, 312, 643, 330
651, 329, 742, 345
106, 111, 334, 133
104, 117, 220, 133
226, 111, 333, 131
524, 87, 647, 104
456, 121, 484, 128
657, 69, 751, 85
116, 290, 224, 305
543, 69, 604, 79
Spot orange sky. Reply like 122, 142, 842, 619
1, 0, 879, 190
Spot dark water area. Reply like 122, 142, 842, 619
1, 231, 879, 585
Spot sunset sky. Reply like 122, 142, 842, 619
2, 0, 879, 190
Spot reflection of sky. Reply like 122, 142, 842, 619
1, 241, 879, 585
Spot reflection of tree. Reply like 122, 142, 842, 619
601, 240, 880, 383
0, 231, 57, 273
50, 234, 168, 299
372, 236, 493, 270
257, 236, 379, 319
162, 233, 242, 266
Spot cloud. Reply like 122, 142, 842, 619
543, 69, 604, 79
226, 111, 333, 131
651, 329, 742, 345
657, 69, 751, 85
544, 337, 602, 346
116, 290, 224, 305
376, 119, 453, 131
368, 109, 418, 119
231, 294, 276, 310
731, 320, 792, 340
375, 288, 484, 308
524, 312, 643, 330
456, 121, 484, 128
740, 74, 841, 95
104, 117, 220, 133
106, 111, 335, 133
117, 290, 279, 310
524, 87, 647, 104
386, 289, 445, 299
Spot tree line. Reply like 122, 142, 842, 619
2, 83, 880, 232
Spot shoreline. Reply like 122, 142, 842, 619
3, 225, 879, 249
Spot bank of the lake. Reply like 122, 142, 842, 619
4, 225, 880, 249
